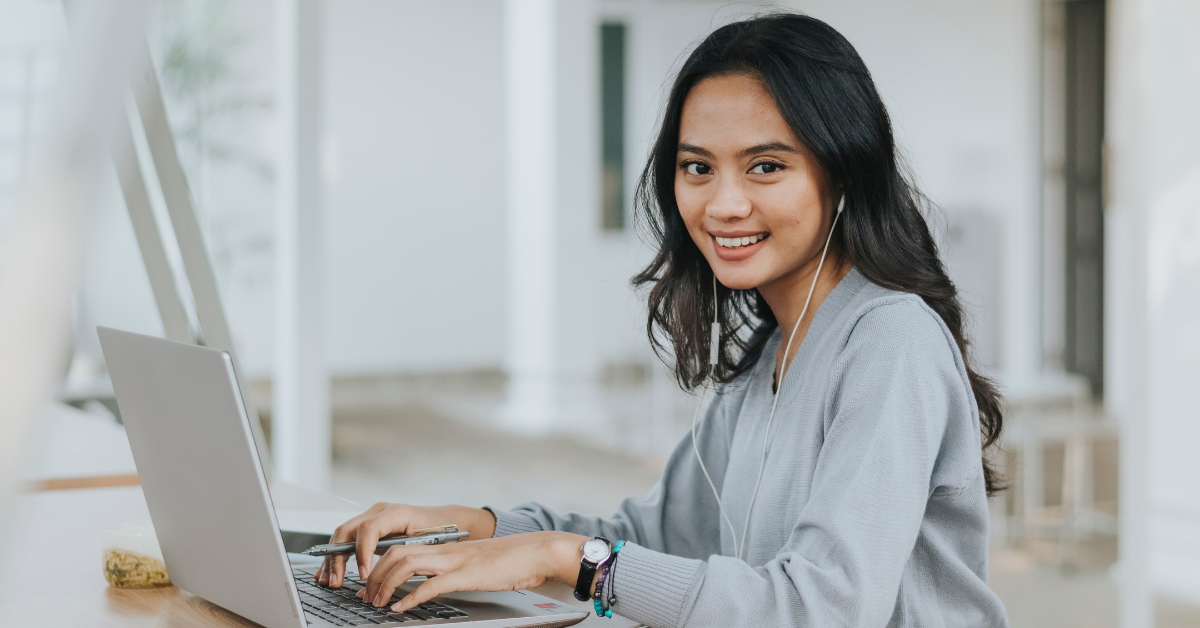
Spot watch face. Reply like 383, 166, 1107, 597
582, 538, 611, 563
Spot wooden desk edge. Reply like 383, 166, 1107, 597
26, 473, 141, 492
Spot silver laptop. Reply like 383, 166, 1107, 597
98, 327, 587, 628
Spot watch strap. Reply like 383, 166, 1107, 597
573, 560, 599, 601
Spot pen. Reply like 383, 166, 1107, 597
302, 530, 469, 556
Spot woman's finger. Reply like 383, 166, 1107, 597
352, 503, 405, 580
392, 572, 465, 613
316, 554, 337, 586
359, 544, 403, 602
361, 544, 437, 603
330, 502, 389, 545
372, 549, 449, 608
327, 502, 388, 586
354, 513, 393, 580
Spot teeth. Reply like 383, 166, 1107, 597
715, 233, 767, 248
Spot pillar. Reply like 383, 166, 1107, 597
274, 0, 330, 488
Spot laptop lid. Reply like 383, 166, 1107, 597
99, 327, 304, 628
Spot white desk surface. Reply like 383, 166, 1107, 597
23, 403, 138, 482
0, 484, 645, 627
5, 426, 642, 628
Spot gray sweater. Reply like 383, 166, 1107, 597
491, 269, 1009, 627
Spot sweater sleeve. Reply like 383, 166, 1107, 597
489, 384, 742, 556
606, 299, 977, 627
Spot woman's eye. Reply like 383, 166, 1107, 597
750, 162, 782, 174
685, 162, 711, 175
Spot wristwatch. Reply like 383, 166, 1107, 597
573, 537, 612, 601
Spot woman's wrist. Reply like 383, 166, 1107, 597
431, 505, 497, 540
541, 532, 588, 587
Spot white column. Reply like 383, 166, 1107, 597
501, 0, 559, 432
550, 0, 610, 438
1110, 0, 1200, 625
1001, 0, 1046, 389
1107, 0, 1150, 626
274, 0, 330, 488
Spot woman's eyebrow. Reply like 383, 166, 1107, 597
676, 142, 801, 159
740, 141, 801, 158
677, 143, 715, 158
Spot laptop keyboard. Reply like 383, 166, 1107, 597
293, 569, 470, 625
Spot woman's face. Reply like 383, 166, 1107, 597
675, 73, 837, 293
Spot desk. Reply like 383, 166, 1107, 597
0, 483, 641, 627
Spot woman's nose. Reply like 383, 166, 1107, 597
705, 176, 752, 220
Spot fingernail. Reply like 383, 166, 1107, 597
373, 595, 382, 606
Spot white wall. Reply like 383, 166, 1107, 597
83, 0, 511, 378
322, 0, 507, 375
1137, 0, 1200, 606
809, 0, 1041, 380
63, 0, 1043, 391
1147, 163, 1200, 603
1106, 0, 1200, 619
69, 0, 278, 377
76, 170, 164, 357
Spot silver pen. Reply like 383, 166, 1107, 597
302, 529, 469, 556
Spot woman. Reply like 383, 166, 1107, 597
316, 13, 1009, 627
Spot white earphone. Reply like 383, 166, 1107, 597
692, 193, 845, 560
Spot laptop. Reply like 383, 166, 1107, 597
98, 326, 588, 628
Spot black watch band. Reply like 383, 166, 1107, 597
573, 537, 611, 601
573, 562, 599, 602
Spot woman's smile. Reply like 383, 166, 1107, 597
711, 231, 770, 261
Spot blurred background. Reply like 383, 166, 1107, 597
1, 0, 1198, 626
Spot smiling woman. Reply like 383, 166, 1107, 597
672, 74, 846, 340
316, 13, 1009, 628
633, 14, 1004, 492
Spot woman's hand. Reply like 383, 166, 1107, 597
354, 531, 587, 613
315, 502, 498, 587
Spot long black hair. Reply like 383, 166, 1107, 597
632, 13, 1005, 494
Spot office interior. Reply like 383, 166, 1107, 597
0, 1, 1198, 627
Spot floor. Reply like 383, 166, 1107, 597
321, 394, 1200, 628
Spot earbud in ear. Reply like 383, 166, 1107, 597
836, 194, 846, 214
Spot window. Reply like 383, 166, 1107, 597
1063, 0, 1106, 396
599, 22, 626, 231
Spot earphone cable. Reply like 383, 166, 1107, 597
690, 381, 740, 552
692, 195, 845, 561
736, 198, 843, 559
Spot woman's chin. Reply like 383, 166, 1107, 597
713, 268, 768, 292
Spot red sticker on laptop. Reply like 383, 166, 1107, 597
534, 603, 561, 609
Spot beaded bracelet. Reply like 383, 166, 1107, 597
592, 540, 626, 618
592, 561, 611, 605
